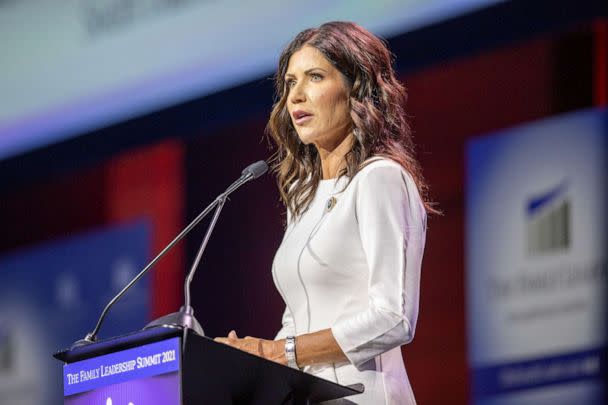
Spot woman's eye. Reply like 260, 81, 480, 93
310, 73, 323, 81
286, 79, 296, 88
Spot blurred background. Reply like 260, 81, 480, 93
0, 0, 606, 404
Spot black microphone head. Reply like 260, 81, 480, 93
242, 160, 269, 179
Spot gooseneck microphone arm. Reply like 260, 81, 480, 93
72, 160, 268, 348
184, 194, 226, 310
182, 163, 266, 309
77, 197, 220, 346
144, 161, 269, 336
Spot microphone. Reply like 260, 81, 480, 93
242, 160, 268, 179
71, 160, 269, 348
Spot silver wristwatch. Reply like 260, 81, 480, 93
285, 336, 299, 369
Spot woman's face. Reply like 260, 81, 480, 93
285, 46, 351, 149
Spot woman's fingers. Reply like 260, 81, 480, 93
214, 330, 238, 343
214, 334, 278, 361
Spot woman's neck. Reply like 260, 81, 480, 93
315, 132, 354, 180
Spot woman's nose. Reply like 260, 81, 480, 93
289, 83, 306, 104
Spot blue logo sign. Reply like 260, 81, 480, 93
64, 337, 180, 396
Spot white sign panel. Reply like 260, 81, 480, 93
466, 108, 607, 404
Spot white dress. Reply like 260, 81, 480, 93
272, 158, 427, 404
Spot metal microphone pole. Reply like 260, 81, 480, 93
71, 161, 268, 348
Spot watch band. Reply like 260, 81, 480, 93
285, 336, 299, 369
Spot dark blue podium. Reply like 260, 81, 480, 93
54, 327, 363, 404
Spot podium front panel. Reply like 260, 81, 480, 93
63, 336, 181, 404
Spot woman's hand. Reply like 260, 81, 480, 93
215, 329, 347, 368
214, 330, 286, 365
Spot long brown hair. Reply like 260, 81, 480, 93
266, 21, 438, 220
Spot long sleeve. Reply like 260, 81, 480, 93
331, 164, 427, 369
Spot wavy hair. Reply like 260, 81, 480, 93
266, 21, 438, 220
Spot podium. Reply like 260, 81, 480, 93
54, 327, 363, 404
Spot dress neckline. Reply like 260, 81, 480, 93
316, 177, 347, 196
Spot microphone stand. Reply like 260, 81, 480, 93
71, 161, 268, 349
143, 193, 228, 335
144, 169, 257, 333
71, 198, 220, 348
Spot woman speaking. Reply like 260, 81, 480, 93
216, 21, 435, 404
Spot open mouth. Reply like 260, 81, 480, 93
292, 110, 313, 125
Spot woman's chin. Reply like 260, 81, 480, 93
297, 133, 316, 145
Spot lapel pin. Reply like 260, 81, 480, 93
326, 196, 337, 212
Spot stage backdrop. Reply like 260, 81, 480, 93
466, 107, 607, 404
0, 220, 151, 405
0, 0, 499, 160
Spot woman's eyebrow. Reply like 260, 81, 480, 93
285, 67, 328, 78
